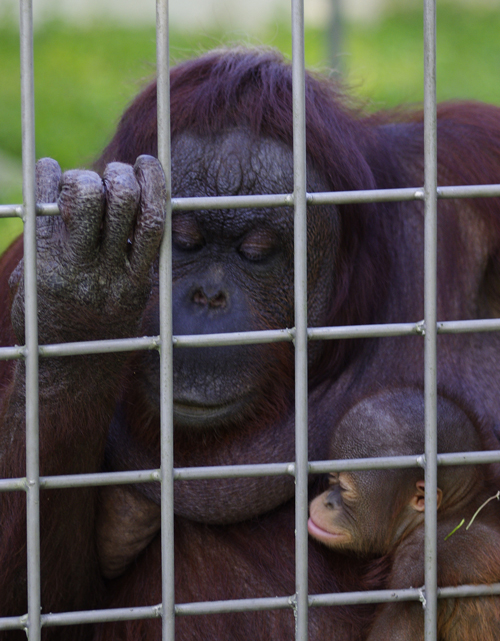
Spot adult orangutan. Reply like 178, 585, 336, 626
1, 48, 500, 640
308, 389, 500, 640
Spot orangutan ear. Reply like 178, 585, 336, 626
409, 480, 443, 512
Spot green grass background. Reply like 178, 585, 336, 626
1, 2, 500, 253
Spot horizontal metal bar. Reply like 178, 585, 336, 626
172, 187, 423, 210
0, 615, 26, 632
4, 580, 498, 631
309, 188, 425, 205
0, 346, 25, 361
38, 463, 293, 490
0, 203, 57, 219
174, 463, 294, 480
4, 316, 500, 365
437, 184, 500, 199
39, 469, 160, 490
438, 451, 500, 466
309, 456, 424, 474
174, 317, 500, 348
0, 478, 27, 492
2, 183, 500, 221
438, 582, 500, 598
4, 463, 292, 493
42, 605, 162, 627
309, 587, 422, 608
36, 598, 293, 629
437, 319, 500, 334
311, 184, 500, 205
0, 338, 159, 362
310, 450, 500, 473
3, 449, 498, 495
172, 194, 293, 211
0, 205, 23, 218
36, 203, 58, 216
175, 596, 292, 616
310, 581, 500, 607
0, 323, 426, 360
173, 328, 293, 347
0, 324, 419, 364
39, 335, 160, 357
0, 319, 487, 365
308, 322, 421, 340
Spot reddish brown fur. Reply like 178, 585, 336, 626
309, 390, 500, 640
2, 48, 500, 640
93, 510, 380, 641
367, 492, 500, 641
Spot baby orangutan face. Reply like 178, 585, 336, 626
308, 473, 359, 549
308, 471, 429, 556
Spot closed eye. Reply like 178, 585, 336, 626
238, 229, 277, 262
329, 472, 352, 494
172, 215, 204, 251
328, 473, 339, 486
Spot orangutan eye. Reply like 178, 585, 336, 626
172, 216, 204, 251
238, 229, 277, 262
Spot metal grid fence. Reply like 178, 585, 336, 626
2, 0, 500, 640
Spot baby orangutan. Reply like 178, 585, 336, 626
308, 389, 500, 640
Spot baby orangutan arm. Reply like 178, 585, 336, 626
366, 518, 500, 641
97, 485, 161, 579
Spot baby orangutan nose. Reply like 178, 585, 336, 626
322, 486, 342, 511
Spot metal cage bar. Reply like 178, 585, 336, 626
8, 315, 500, 364
291, 0, 309, 637
19, 1, 41, 640
1, 1, 499, 640
2, 182, 500, 220
423, 0, 438, 637
156, 1, 175, 639
2, 446, 500, 497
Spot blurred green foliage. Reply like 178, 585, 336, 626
1, 3, 500, 252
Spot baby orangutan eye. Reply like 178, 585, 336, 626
328, 472, 339, 485
328, 472, 354, 495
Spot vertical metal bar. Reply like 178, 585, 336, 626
19, 0, 41, 639
156, 1, 175, 640
291, 0, 309, 639
423, 0, 438, 639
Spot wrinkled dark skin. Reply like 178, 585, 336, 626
11, 157, 165, 346
144, 131, 337, 426
308, 389, 500, 640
